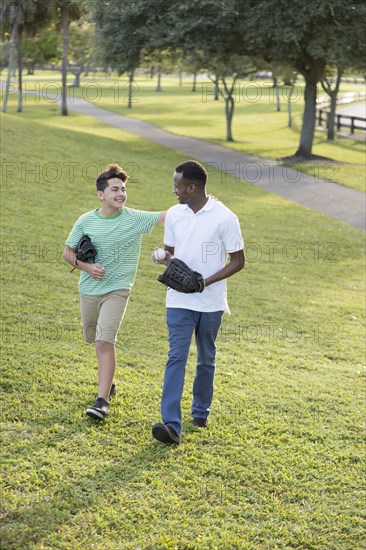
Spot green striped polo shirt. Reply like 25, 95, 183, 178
65, 208, 160, 295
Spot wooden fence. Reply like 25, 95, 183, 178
317, 109, 366, 134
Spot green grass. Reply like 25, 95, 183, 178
7, 72, 366, 191
1, 98, 365, 549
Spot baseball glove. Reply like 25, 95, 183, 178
76, 235, 97, 263
70, 235, 97, 272
158, 258, 205, 293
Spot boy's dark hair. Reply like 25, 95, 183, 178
96, 163, 128, 192
175, 160, 207, 187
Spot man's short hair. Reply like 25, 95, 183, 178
96, 163, 128, 192
175, 160, 207, 187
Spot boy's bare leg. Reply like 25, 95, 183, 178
96, 340, 116, 401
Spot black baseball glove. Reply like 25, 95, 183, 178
70, 235, 97, 272
76, 235, 97, 263
158, 258, 205, 293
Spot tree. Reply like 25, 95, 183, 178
205, 54, 257, 141
91, 0, 366, 155
320, 67, 344, 141
1, 1, 52, 112
283, 72, 299, 129
266, 63, 299, 124
45, 0, 85, 115
172, 2, 260, 140
160, 0, 254, 139
244, 0, 366, 158
165, 0, 365, 156
68, 20, 95, 86
1, 1, 20, 113
141, 49, 178, 92
1, 0, 39, 112
181, 53, 205, 92
319, 23, 366, 142
22, 26, 60, 74
92, 0, 154, 108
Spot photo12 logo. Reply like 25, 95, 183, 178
1, 161, 140, 184
199, 240, 339, 264
218, 321, 339, 344
204, 161, 339, 186
8, 80, 139, 105
244, 241, 339, 264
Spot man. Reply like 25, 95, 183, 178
63, 163, 165, 420
152, 160, 245, 444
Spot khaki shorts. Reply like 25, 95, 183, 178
80, 290, 130, 345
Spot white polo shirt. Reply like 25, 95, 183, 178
163, 197, 244, 313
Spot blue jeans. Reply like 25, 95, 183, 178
161, 308, 224, 435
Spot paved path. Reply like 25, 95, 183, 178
66, 97, 365, 230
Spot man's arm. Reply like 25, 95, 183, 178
204, 249, 245, 288
161, 245, 175, 263
62, 245, 106, 281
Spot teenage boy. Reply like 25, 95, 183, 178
63, 163, 165, 420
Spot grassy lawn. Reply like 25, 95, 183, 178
13, 71, 365, 192
1, 98, 365, 549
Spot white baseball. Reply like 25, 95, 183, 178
154, 248, 166, 261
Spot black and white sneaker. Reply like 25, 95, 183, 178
86, 397, 110, 420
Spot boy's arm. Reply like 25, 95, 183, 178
156, 211, 166, 225
62, 245, 106, 281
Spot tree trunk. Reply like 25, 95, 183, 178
128, 69, 135, 109
17, 26, 23, 113
156, 66, 162, 91
214, 73, 220, 100
191, 72, 197, 92
287, 85, 294, 128
73, 72, 80, 87
327, 94, 337, 141
71, 67, 83, 87
321, 69, 343, 141
178, 68, 183, 86
273, 76, 281, 112
294, 61, 325, 158
295, 79, 317, 157
61, 0, 69, 116
225, 94, 235, 142
2, 19, 18, 113
27, 61, 34, 75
